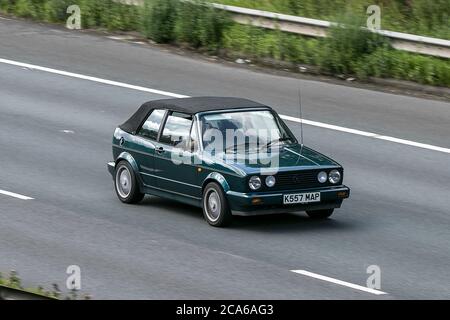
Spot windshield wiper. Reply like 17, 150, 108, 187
259, 137, 292, 150
225, 137, 292, 153
225, 142, 251, 153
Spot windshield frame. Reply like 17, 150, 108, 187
195, 107, 298, 153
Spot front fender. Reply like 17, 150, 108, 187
203, 172, 231, 193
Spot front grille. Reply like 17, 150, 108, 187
260, 169, 343, 191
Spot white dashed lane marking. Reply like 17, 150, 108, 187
291, 270, 387, 295
0, 189, 34, 200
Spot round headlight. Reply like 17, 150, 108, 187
317, 171, 327, 183
329, 170, 341, 184
249, 176, 262, 190
265, 176, 276, 188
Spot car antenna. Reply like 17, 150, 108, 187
298, 87, 304, 152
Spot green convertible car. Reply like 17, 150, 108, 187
108, 97, 350, 227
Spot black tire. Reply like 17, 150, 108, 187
114, 161, 144, 204
306, 209, 334, 220
202, 182, 232, 227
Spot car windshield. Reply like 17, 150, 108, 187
200, 110, 296, 153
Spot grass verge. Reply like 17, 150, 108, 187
0, 270, 90, 300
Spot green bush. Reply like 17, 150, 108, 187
141, 0, 178, 43
77, 0, 139, 31
175, 0, 230, 51
43, 0, 72, 22
222, 23, 449, 86
224, 24, 298, 61
77, 0, 98, 29
0, 1, 11, 14
214, 0, 450, 39
13, 0, 37, 18
0, 0, 140, 29
318, 15, 388, 74
140, 0, 230, 50
100, 0, 140, 31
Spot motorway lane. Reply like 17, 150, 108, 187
1, 63, 449, 299
0, 17, 450, 148
0, 19, 450, 299
0, 63, 381, 299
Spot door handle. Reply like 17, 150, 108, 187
156, 146, 165, 154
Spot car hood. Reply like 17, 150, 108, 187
202, 144, 341, 176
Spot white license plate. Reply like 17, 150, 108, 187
283, 192, 321, 204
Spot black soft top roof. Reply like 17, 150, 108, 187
119, 96, 269, 134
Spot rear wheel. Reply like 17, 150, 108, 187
306, 209, 334, 220
202, 182, 232, 227
114, 161, 144, 204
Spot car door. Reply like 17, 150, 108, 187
154, 111, 200, 198
134, 109, 167, 187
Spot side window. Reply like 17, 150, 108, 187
160, 112, 192, 149
138, 109, 166, 140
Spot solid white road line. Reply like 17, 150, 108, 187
281, 115, 450, 154
1, 57, 449, 155
281, 115, 378, 137
291, 270, 387, 295
0, 58, 188, 98
0, 189, 34, 200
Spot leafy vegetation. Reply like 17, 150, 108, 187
224, 21, 450, 86
175, 0, 230, 50
141, 0, 178, 42
141, 0, 230, 49
0, 270, 90, 300
0, 0, 140, 30
0, 0, 448, 86
214, 0, 450, 40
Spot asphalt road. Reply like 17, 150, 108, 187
0, 17, 449, 299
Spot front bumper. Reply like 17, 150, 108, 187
107, 161, 115, 177
227, 185, 350, 216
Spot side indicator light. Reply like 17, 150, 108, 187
252, 198, 263, 205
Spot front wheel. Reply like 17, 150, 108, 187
306, 209, 334, 220
114, 161, 144, 204
202, 182, 232, 227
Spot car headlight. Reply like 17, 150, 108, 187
265, 176, 276, 187
329, 170, 341, 184
249, 176, 262, 190
317, 171, 327, 183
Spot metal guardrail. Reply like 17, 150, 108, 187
120, 0, 449, 58
210, 3, 450, 59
